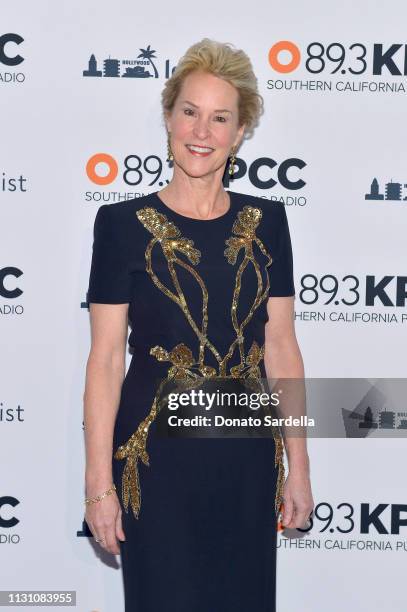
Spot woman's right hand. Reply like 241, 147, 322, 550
85, 488, 126, 555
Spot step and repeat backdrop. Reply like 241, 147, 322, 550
1, 1, 406, 610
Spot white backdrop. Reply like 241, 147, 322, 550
1, 1, 406, 610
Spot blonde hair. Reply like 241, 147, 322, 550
161, 38, 264, 139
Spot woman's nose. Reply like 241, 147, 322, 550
192, 118, 211, 139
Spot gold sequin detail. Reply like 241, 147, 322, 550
113, 204, 285, 519
224, 205, 284, 516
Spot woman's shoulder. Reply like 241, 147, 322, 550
96, 193, 154, 219
93, 193, 157, 233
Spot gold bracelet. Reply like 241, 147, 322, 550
84, 483, 116, 505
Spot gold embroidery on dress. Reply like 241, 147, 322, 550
113, 204, 285, 519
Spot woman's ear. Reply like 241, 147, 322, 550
163, 110, 171, 134
234, 123, 246, 148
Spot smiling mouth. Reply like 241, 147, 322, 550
186, 144, 215, 155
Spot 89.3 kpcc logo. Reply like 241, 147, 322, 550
266, 40, 407, 94
296, 273, 407, 325
278, 501, 407, 553
84, 152, 308, 206
0, 33, 25, 84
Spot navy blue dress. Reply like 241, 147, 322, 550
87, 190, 295, 612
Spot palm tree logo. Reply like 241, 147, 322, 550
137, 45, 159, 78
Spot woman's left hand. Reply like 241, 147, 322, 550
281, 466, 314, 530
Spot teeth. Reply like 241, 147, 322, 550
188, 145, 213, 153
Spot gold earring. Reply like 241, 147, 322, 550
167, 135, 174, 162
229, 146, 236, 176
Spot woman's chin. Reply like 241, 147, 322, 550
176, 164, 215, 179
174, 159, 224, 179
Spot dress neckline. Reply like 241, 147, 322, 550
150, 189, 235, 223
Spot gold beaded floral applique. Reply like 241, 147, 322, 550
113, 205, 285, 520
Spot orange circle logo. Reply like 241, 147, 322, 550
86, 153, 118, 185
268, 41, 300, 73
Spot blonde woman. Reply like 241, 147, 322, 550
84, 38, 313, 611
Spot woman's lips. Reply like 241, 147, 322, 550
185, 145, 214, 157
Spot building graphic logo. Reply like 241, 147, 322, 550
365, 177, 407, 201
83, 45, 160, 78
341, 381, 407, 437
358, 405, 407, 430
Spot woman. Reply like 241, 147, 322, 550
83, 38, 313, 611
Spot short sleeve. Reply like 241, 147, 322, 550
268, 203, 295, 297
86, 204, 133, 304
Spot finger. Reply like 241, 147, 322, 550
295, 512, 311, 529
296, 509, 313, 529
94, 530, 106, 543
282, 498, 294, 527
285, 504, 312, 530
104, 526, 120, 555
283, 504, 301, 529
86, 518, 104, 544
115, 511, 126, 542
91, 522, 107, 546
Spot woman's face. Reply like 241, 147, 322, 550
165, 70, 245, 180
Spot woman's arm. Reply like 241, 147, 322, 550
264, 295, 314, 528
83, 302, 129, 554
84, 303, 129, 490
264, 295, 308, 472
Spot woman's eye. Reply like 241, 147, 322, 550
215, 115, 227, 122
183, 108, 195, 116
